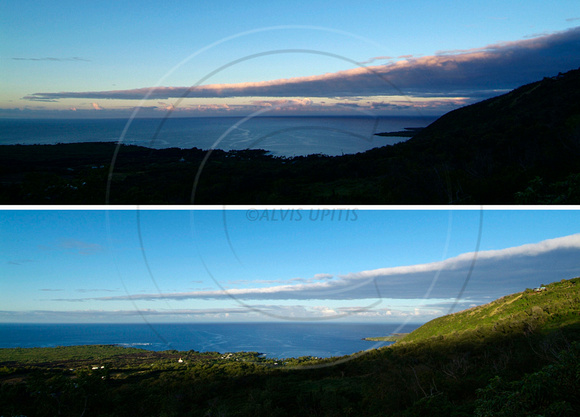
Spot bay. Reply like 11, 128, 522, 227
0, 322, 419, 359
0, 116, 435, 156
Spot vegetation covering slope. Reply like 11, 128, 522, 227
401, 277, 580, 343
1, 277, 579, 416
1, 68, 579, 204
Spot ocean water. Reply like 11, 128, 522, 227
0, 116, 435, 156
0, 322, 419, 359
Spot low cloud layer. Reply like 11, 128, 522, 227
23, 27, 580, 103
67, 234, 580, 304
0, 302, 449, 323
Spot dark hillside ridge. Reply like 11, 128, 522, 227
1, 68, 579, 204
405, 67, 580, 202
414, 68, 580, 144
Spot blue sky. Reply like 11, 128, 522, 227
1, 208, 579, 323
2, 1, 580, 118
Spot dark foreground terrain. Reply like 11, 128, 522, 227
1, 277, 579, 416
1, 68, 579, 204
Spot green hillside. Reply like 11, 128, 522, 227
401, 277, 580, 344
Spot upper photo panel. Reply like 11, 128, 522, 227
1, 1, 580, 204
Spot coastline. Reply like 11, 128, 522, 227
0, 322, 416, 359
374, 127, 424, 137
362, 333, 409, 342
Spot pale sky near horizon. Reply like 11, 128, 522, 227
1, 1, 580, 118
1, 208, 579, 324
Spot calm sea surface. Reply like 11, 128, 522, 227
0, 116, 435, 156
0, 322, 419, 359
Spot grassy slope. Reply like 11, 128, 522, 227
400, 277, 580, 344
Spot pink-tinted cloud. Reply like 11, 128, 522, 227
158, 102, 175, 110
358, 55, 394, 64
23, 27, 580, 103
92, 102, 103, 110
250, 98, 313, 110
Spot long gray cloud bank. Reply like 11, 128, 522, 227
25, 27, 580, 102
84, 234, 580, 303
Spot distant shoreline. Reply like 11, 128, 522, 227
0, 322, 415, 359
362, 333, 409, 342
374, 127, 424, 137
